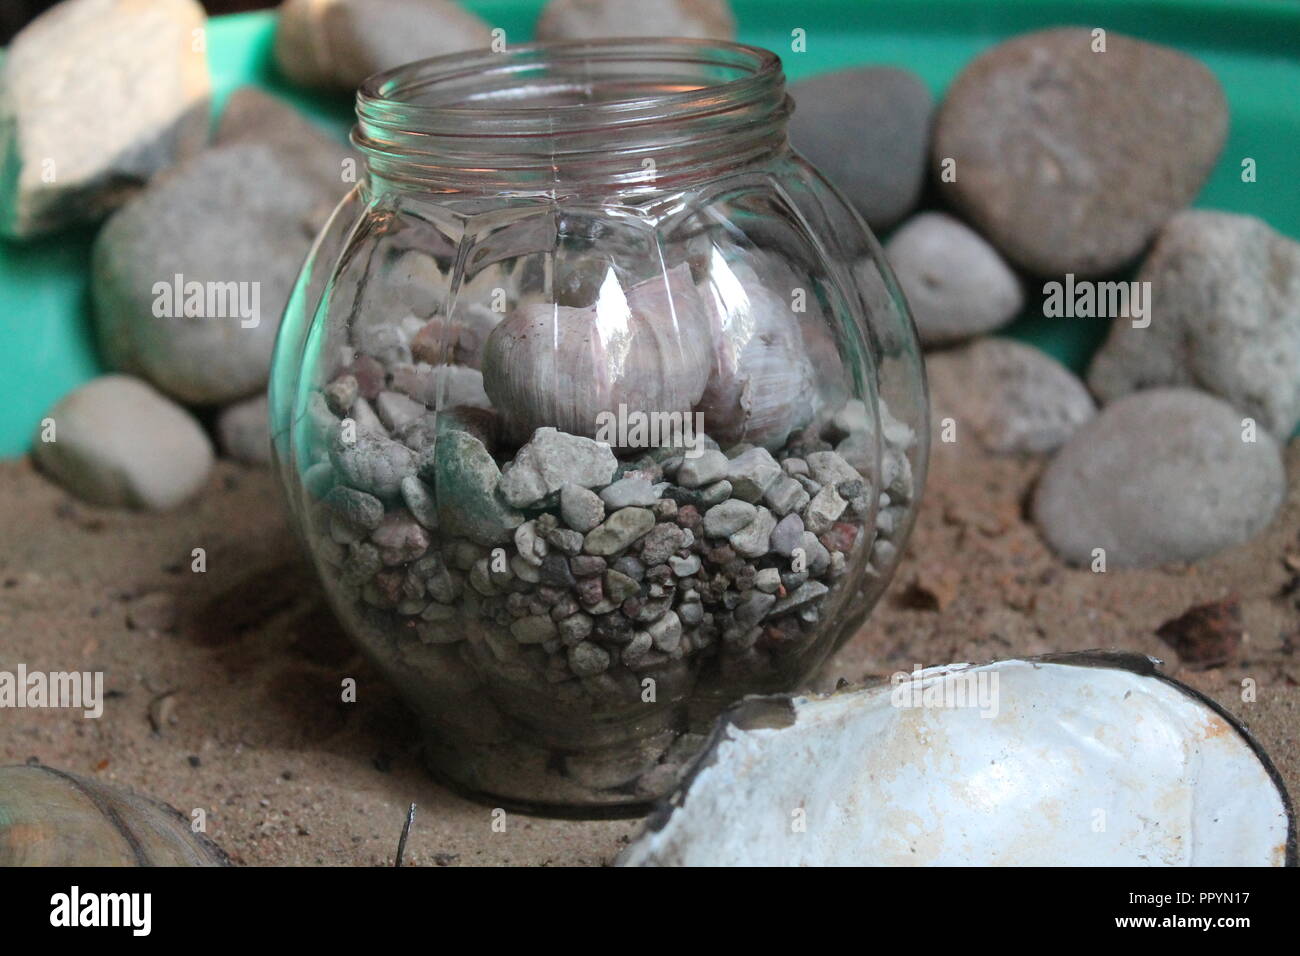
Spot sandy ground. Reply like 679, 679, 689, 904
1, 436, 1296, 866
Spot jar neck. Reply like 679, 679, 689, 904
353, 39, 791, 195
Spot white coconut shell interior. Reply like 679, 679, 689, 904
619, 655, 1295, 866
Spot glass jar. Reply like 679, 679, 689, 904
269, 39, 928, 814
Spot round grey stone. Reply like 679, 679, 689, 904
568, 641, 611, 677
1032, 388, 1285, 568
789, 67, 933, 231
933, 28, 1227, 276
93, 141, 345, 405
770, 513, 805, 557
927, 338, 1095, 454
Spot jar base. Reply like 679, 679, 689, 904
421, 750, 657, 820
418, 721, 702, 819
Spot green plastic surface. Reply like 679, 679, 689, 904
2, 0, 1298, 457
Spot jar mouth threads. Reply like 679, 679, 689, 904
353, 39, 791, 191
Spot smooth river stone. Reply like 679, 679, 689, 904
933, 28, 1227, 277
926, 338, 1095, 455
33, 375, 213, 511
885, 213, 1024, 347
1032, 388, 1284, 568
789, 67, 934, 231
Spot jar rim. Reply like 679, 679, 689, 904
356, 38, 784, 134
353, 39, 791, 191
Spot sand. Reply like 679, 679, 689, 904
1, 436, 1296, 866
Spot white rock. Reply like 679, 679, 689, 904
216, 394, 271, 465
676, 449, 729, 488
600, 476, 660, 508
885, 213, 1024, 347
0, 0, 210, 237
33, 375, 213, 510
725, 447, 782, 502
729, 506, 776, 558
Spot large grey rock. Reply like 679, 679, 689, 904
1087, 211, 1300, 438
275, 0, 493, 91
789, 67, 933, 231
0, 0, 211, 238
33, 375, 213, 510
216, 394, 271, 465
933, 28, 1227, 277
93, 138, 348, 405
927, 338, 1095, 454
1032, 389, 1285, 568
535, 0, 735, 42
216, 86, 354, 203
885, 213, 1023, 347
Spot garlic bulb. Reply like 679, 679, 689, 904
481, 262, 713, 446
694, 257, 815, 450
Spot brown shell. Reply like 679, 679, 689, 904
0, 765, 230, 866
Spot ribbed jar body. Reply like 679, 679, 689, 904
270, 40, 928, 813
